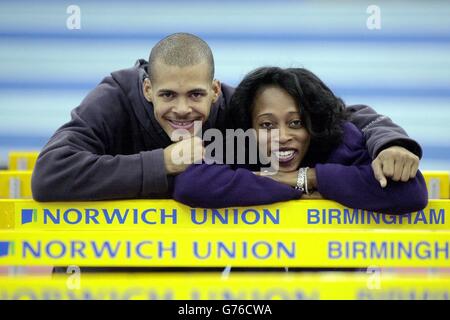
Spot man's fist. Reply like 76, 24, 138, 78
164, 136, 204, 175
372, 146, 420, 188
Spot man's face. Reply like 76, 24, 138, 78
143, 60, 220, 140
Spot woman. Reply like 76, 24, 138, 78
173, 67, 428, 214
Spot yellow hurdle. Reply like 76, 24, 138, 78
0, 199, 448, 231
0, 273, 449, 300
422, 171, 450, 199
0, 171, 32, 199
0, 229, 449, 267
7, 152, 39, 171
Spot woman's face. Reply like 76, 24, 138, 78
251, 86, 311, 172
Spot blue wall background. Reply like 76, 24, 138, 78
0, 0, 449, 169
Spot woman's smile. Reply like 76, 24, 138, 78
252, 85, 311, 173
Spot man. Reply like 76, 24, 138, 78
32, 33, 421, 201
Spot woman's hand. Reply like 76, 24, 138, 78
253, 168, 318, 190
253, 170, 298, 187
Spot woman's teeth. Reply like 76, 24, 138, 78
274, 150, 296, 162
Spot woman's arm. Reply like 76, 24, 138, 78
263, 164, 428, 214
173, 164, 301, 208
314, 163, 428, 214
314, 122, 428, 214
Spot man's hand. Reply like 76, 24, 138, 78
372, 146, 420, 188
163, 136, 204, 175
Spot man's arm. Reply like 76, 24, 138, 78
31, 77, 170, 201
347, 104, 421, 187
347, 104, 422, 158
32, 113, 169, 202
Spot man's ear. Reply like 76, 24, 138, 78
211, 79, 221, 103
143, 78, 153, 102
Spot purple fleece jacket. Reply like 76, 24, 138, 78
173, 122, 428, 214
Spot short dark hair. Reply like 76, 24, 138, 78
229, 67, 349, 163
148, 33, 215, 82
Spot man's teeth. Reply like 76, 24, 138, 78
274, 150, 295, 159
171, 120, 193, 126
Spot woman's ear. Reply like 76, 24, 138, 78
212, 79, 221, 103
143, 78, 153, 102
